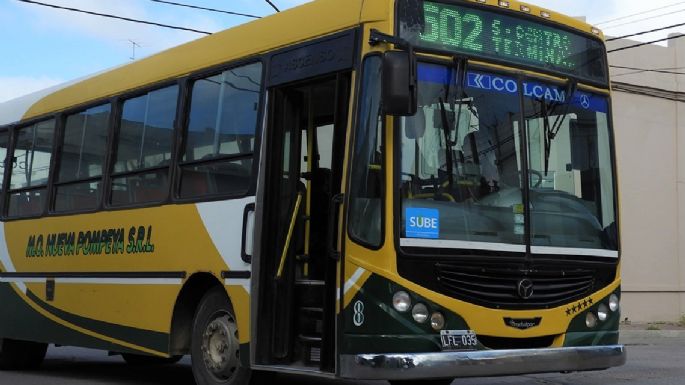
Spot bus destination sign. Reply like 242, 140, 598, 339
397, 0, 608, 84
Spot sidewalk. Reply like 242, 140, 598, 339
619, 322, 685, 344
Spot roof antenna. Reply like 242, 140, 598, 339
265, 0, 280, 12
128, 39, 141, 61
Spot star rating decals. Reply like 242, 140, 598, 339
565, 297, 594, 317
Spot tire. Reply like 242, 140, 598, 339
0, 338, 48, 370
191, 287, 250, 385
121, 353, 182, 366
389, 379, 454, 385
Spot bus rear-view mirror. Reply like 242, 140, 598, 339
382, 51, 417, 117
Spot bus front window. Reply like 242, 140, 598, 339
398, 63, 618, 256
523, 84, 618, 253
399, 63, 526, 250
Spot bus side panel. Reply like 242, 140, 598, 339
0, 198, 253, 355
0, 282, 146, 354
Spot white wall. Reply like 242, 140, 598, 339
608, 35, 685, 322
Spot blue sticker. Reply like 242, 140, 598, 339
467, 72, 520, 95
405, 208, 440, 239
418, 63, 454, 84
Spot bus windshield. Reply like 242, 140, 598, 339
399, 62, 618, 256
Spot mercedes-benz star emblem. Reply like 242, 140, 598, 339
517, 279, 535, 300
580, 94, 591, 109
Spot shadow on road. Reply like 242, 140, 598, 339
21, 347, 379, 385
35, 357, 196, 385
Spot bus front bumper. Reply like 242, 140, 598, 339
339, 345, 626, 380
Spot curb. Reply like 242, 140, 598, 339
619, 329, 685, 344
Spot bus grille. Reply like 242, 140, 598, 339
435, 263, 596, 309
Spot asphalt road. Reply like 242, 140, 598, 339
1, 333, 684, 385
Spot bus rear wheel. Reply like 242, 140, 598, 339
0, 338, 48, 370
191, 287, 249, 385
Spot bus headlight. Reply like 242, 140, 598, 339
609, 294, 620, 312
586, 312, 598, 328
392, 291, 411, 313
597, 303, 609, 322
412, 303, 429, 324
431, 312, 446, 331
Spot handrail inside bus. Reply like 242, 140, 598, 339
276, 192, 303, 280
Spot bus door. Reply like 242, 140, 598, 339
257, 74, 350, 371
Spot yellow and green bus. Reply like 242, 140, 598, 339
0, 0, 625, 384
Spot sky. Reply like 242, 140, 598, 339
1, 0, 684, 103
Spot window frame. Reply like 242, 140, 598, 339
50, 103, 114, 214
106, 81, 182, 209
4, 118, 58, 219
346, 53, 387, 250
173, 59, 265, 203
0, 127, 11, 217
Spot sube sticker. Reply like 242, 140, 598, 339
405, 208, 440, 239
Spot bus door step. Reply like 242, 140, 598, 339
298, 334, 322, 364
298, 334, 323, 343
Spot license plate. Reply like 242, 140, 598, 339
440, 330, 478, 351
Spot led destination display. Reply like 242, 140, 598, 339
398, 0, 608, 83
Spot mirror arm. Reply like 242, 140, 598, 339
369, 28, 411, 49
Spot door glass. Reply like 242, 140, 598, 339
348, 57, 384, 247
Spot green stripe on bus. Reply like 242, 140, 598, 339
0, 283, 126, 352
25, 289, 169, 354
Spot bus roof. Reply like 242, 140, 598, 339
0, 0, 601, 127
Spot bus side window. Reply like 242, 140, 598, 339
110, 85, 179, 206
179, 62, 262, 199
7, 120, 56, 217
54, 105, 110, 213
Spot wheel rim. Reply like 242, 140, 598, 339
201, 312, 240, 381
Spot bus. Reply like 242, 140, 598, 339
0, 0, 625, 384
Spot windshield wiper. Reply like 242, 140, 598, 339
438, 97, 455, 190
437, 57, 468, 192
541, 79, 578, 176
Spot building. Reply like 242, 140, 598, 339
608, 34, 685, 322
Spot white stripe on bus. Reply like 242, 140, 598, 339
55, 278, 184, 285
337, 267, 366, 301
0, 277, 184, 285
530, 246, 619, 258
224, 278, 251, 286
400, 238, 527, 253
400, 238, 619, 258
196, 197, 255, 294
0, 278, 46, 284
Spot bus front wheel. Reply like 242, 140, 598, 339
191, 287, 249, 385
0, 338, 48, 370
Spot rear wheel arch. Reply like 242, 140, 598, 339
169, 273, 225, 356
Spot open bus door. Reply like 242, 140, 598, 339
255, 73, 350, 373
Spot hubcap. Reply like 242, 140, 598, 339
201, 314, 239, 380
